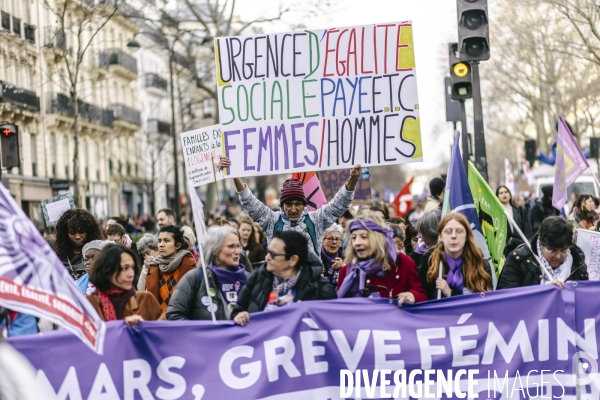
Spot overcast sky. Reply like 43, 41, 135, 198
235, 0, 460, 175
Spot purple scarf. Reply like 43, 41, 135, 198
208, 263, 247, 303
320, 247, 337, 270
444, 253, 464, 292
337, 258, 384, 298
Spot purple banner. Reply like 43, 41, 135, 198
9, 282, 600, 399
318, 169, 372, 202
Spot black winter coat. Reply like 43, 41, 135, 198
231, 253, 337, 318
529, 198, 559, 234
166, 267, 247, 321
497, 236, 588, 289
505, 205, 533, 255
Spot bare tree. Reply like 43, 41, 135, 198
44, 0, 130, 207
481, 0, 600, 156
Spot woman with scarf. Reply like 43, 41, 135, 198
87, 245, 164, 326
419, 213, 493, 300
496, 185, 532, 255
145, 225, 196, 310
232, 231, 336, 326
569, 194, 599, 230
409, 210, 441, 271
167, 226, 249, 320
336, 216, 427, 307
136, 234, 159, 291
321, 224, 345, 285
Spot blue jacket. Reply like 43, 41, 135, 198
1, 313, 38, 337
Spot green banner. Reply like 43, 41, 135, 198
467, 161, 507, 277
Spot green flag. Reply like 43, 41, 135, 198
467, 161, 507, 278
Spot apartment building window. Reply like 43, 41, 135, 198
30, 132, 37, 176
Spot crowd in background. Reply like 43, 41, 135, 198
0, 165, 593, 335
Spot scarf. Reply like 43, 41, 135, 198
208, 263, 247, 303
337, 258, 384, 298
413, 240, 427, 255
150, 249, 193, 274
348, 219, 398, 263
444, 253, 465, 292
272, 268, 301, 295
97, 288, 136, 321
320, 247, 337, 270
537, 241, 573, 285
137, 256, 155, 291
123, 234, 133, 249
281, 210, 307, 227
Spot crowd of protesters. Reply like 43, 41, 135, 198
0, 166, 592, 337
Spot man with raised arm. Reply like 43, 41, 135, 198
218, 157, 360, 255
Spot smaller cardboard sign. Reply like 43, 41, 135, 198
41, 193, 75, 227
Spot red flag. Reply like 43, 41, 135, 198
393, 178, 414, 217
292, 172, 328, 211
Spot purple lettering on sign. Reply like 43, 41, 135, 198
304, 121, 319, 166
243, 128, 256, 171
291, 123, 305, 169
223, 130, 240, 160
274, 124, 289, 170
257, 126, 273, 172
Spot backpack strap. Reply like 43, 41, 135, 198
274, 215, 284, 233
304, 215, 319, 254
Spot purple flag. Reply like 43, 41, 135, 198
553, 116, 590, 210
0, 183, 105, 353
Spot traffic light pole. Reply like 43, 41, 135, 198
459, 100, 469, 171
471, 62, 488, 181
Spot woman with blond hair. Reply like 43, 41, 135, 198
419, 212, 493, 300
336, 215, 427, 306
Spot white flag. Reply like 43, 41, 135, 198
0, 184, 105, 353
188, 183, 208, 247
504, 159, 515, 192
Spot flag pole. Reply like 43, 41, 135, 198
437, 261, 443, 299
197, 246, 217, 324
503, 209, 554, 282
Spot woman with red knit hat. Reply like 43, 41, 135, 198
218, 157, 361, 255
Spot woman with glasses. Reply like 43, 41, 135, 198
232, 231, 336, 326
145, 225, 196, 310
167, 226, 249, 320
498, 216, 588, 289
336, 215, 427, 307
321, 224, 345, 285
419, 213, 493, 300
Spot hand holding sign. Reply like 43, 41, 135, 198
217, 156, 230, 172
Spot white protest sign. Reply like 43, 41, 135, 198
41, 193, 75, 226
181, 124, 225, 187
215, 21, 423, 178
576, 228, 600, 280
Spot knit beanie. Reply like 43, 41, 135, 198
280, 178, 306, 205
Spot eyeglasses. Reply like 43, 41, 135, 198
222, 244, 243, 250
543, 246, 570, 256
285, 201, 305, 208
266, 249, 288, 258
324, 237, 342, 242
442, 228, 466, 236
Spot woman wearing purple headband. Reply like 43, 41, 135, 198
336, 215, 427, 307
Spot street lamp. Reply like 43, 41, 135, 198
128, 33, 181, 218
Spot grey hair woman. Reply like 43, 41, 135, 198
321, 223, 345, 285
410, 210, 442, 270
167, 225, 249, 321
136, 233, 159, 291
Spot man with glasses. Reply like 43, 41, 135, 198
498, 216, 588, 289
218, 157, 360, 255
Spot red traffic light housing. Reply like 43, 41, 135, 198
0, 123, 19, 169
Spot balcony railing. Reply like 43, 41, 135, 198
113, 103, 141, 126
46, 92, 114, 128
24, 23, 35, 43
0, 81, 40, 112
43, 27, 66, 50
99, 49, 137, 74
148, 118, 171, 135
144, 73, 167, 91
1, 12, 10, 31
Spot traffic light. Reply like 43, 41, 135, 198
0, 123, 19, 169
457, 0, 490, 62
449, 43, 472, 100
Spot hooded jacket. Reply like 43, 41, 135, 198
230, 252, 336, 318
497, 235, 588, 289
529, 193, 559, 234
